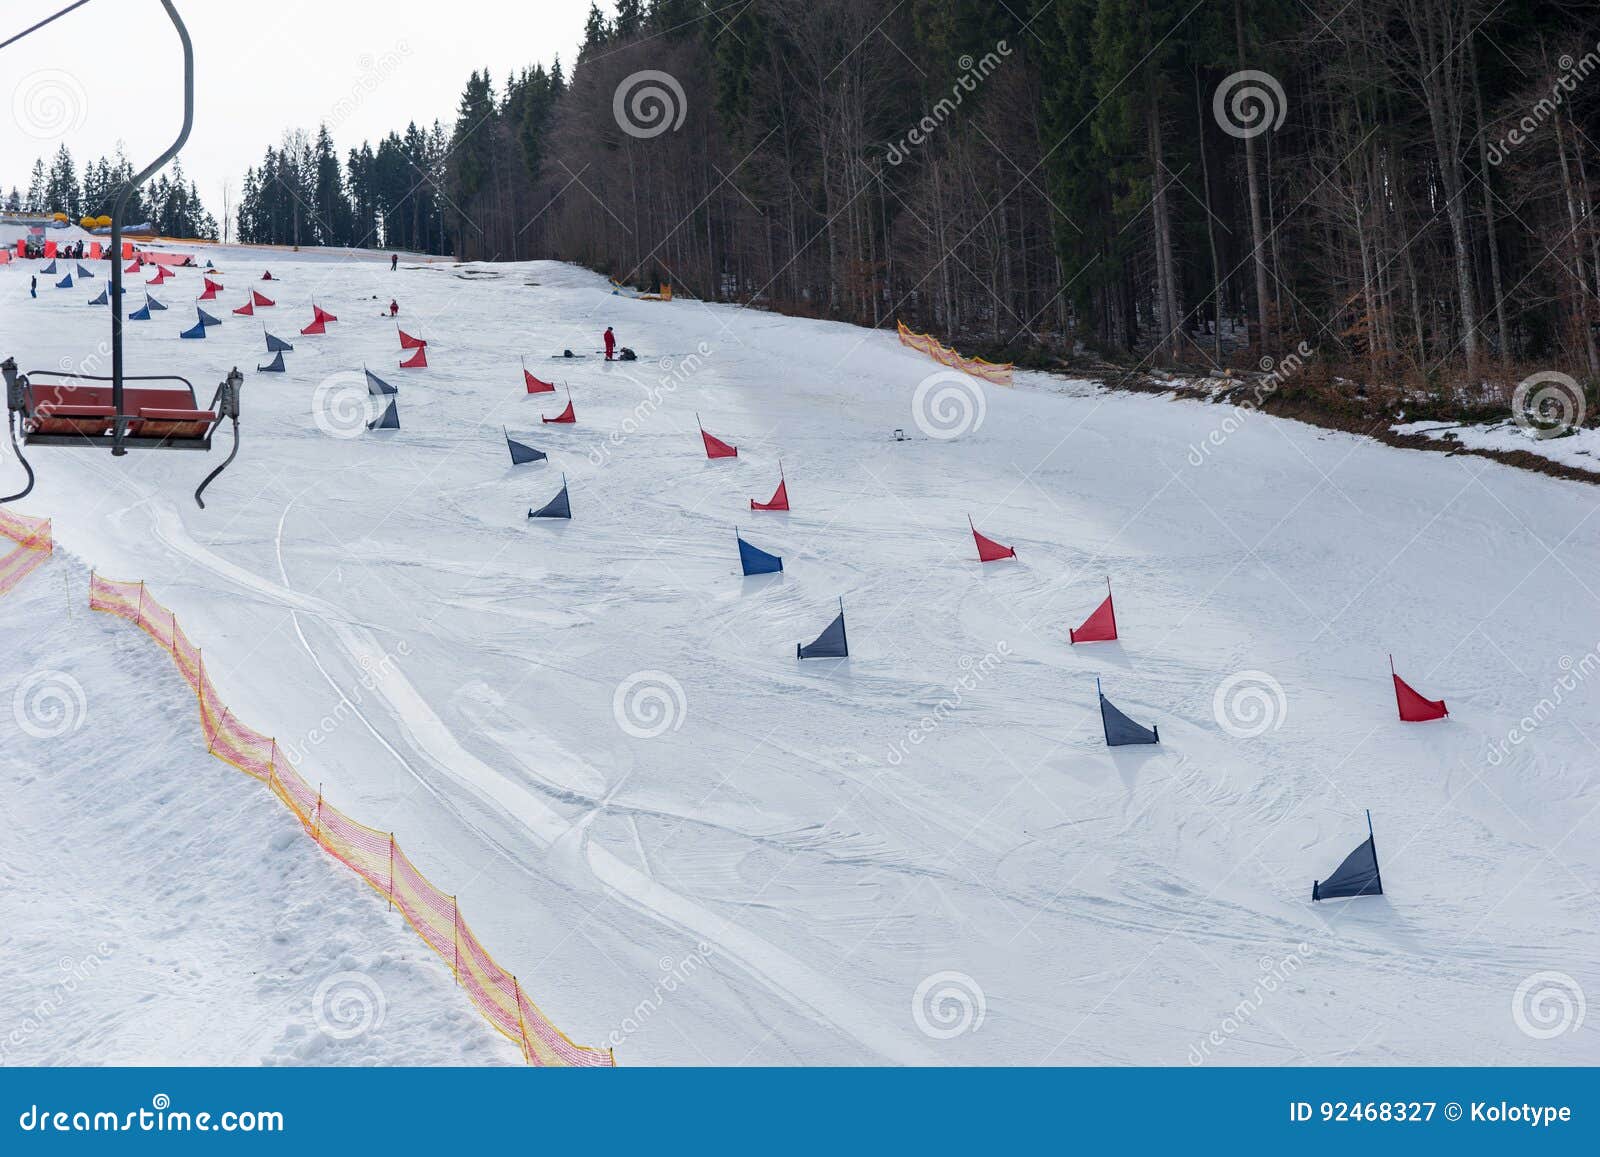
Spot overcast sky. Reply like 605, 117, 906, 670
1, 0, 592, 229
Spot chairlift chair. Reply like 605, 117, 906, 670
1, 1, 242, 510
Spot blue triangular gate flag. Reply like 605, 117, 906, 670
55, 273, 72, 288
39, 260, 56, 274
1098, 678, 1158, 746
87, 288, 107, 305
256, 351, 286, 373
1313, 812, 1383, 901
368, 397, 399, 430
528, 475, 571, 519
197, 307, 221, 326
738, 534, 783, 576
505, 428, 545, 464
128, 304, 151, 321
265, 330, 292, 352
145, 294, 167, 311
76, 263, 93, 278
179, 319, 206, 339
797, 601, 848, 659
365, 367, 396, 396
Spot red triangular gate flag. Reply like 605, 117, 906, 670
313, 304, 337, 323
970, 516, 1016, 562
232, 299, 254, 316
147, 267, 170, 284
252, 289, 274, 307
1070, 582, 1118, 643
399, 346, 428, 368
124, 260, 141, 273
197, 284, 217, 300
203, 276, 223, 292
698, 413, 737, 459
752, 467, 789, 511
524, 364, 556, 393
300, 317, 326, 335
398, 328, 427, 350
542, 393, 576, 424
1391, 656, 1447, 722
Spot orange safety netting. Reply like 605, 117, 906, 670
896, 320, 1014, 386
0, 510, 53, 597
88, 574, 615, 1068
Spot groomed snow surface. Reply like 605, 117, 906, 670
1, 249, 1597, 1067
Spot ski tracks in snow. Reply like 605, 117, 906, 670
139, 495, 937, 1063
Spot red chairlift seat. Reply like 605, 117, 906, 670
4, 361, 244, 507
17, 375, 221, 449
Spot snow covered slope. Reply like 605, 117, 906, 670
0, 554, 518, 1066
1, 250, 1596, 1066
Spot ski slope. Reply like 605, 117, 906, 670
1, 247, 1597, 1066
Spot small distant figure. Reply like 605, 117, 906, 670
388, 299, 398, 317
390, 253, 398, 272
30, 275, 37, 298
603, 326, 616, 361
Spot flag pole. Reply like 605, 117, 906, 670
1367, 809, 1384, 896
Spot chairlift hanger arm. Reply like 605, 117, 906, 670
110, 0, 193, 453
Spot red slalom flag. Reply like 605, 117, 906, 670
300, 317, 326, 335
1070, 580, 1118, 643
970, 516, 1016, 562
752, 463, 789, 511
523, 358, 556, 393
399, 346, 428, 368
398, 327, 427, 350
232, 298, 254, 316
543, 389, 576, 424
1391, 656, 1448, 722
698, 412, 737, 458
252, 289, 274, 307
313, 304, 338, 323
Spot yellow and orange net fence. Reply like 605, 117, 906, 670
88, 574, 615, 1067
0, 509, 53, 596
896, 320, 1014, 386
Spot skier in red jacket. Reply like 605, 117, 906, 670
603, 326, 616, 361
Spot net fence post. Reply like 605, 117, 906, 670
514, 976, 531, 1064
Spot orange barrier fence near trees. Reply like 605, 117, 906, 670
0, 510, 53, 597
88, 574, 615, 1067
897, 320, 1014, 386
